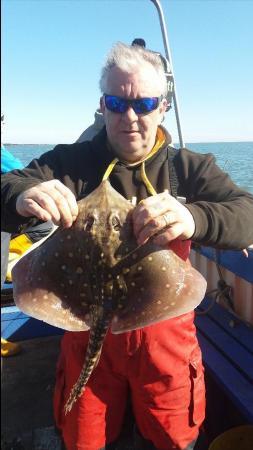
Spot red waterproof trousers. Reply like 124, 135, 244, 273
53, 241, 206, 450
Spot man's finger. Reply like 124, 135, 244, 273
34, 192, 62, 224
38, 190, 75, 227
152, 223, 184, 246
19, 198, 53, 223
54, 180, 78, 218
136, 213, 177, 245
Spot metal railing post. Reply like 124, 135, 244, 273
150, 0, 185, 148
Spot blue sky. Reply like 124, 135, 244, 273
2, 0, 253, 144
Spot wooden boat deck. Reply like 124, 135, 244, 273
1, 335, 63, 449
1, 335, 136, 450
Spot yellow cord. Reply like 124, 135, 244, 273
140, 163, 157, 196
139, 127, 165, 196
102, 158, 119, 181
102, 126, 166, 196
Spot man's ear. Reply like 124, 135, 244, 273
160, 98, 168, 114
159, 98, 167, 123
100, 96, 105, 113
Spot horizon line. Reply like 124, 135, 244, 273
4, 140, 253, 146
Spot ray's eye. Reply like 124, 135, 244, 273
112, 216, 121, 231
84, 216, 94, 231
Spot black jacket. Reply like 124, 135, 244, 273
2, 127, 253, 249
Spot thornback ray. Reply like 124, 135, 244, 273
12, 180, 207, 413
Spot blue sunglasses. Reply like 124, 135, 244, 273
104, 94, 162, 115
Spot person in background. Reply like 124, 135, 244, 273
1, 230, 21, 357
1, 114, 23, 356
1, 114, 53, 356
2, 43, 253, 450
76, 109, 104, 143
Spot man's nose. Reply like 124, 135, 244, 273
122, 106, 138, 121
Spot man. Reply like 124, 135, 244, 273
2, 42, 253, 450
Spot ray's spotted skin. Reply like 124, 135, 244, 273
12, 180, 207, 412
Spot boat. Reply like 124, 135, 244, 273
2, 245, 253, 449
1, 1, 253, 449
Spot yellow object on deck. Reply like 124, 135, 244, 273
1, 338, 21, 357
208, 425, 253, 450
6, 233, 33, 282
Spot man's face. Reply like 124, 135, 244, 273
100, 64, 167, 163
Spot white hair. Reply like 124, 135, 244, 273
99, 42, 168, 97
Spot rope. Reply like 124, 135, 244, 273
196, 248, 234, 316
196, 249, 253, 329
140, 163, 157, 196
102, 158, 118, 181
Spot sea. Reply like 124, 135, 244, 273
5, 141, 253, 194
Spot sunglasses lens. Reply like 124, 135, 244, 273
133, 97, 159, 114
104, 95, 127, 113
104, 95, 160, 114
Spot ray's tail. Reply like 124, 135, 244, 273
64, 306, 111, 414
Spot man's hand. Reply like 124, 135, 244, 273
16, 180, 78, 228
132, 192, 195, 246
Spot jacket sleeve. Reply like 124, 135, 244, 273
1, 144, 81, 234
175, 148, 253, 249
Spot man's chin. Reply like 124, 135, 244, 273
116, 146, 148, 163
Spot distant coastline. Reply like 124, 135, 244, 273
4, 140, 253, 146
4, 143, 54, 146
